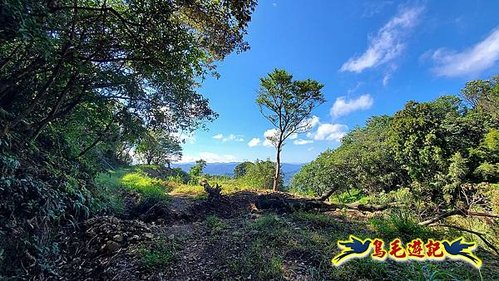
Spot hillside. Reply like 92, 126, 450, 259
1, 1, 498, 280
172, 162, 305, 183
52, 167, 499, 280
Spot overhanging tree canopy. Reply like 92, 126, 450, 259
0, 0, 257, 155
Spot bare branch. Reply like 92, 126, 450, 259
429, 224, 499, 255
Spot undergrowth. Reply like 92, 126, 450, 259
139, 238, 178, 270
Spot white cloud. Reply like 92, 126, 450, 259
293, 139, 313, 145
199, 152, 237, 163
263, 128, 278, 147
179, 152, 237, 163
382, 64, 398, 86
299, 115, 320, 129
248, 138, 261, 147
340, 5, 424, 73
263, 139, 274, 147
310, 123, 348, 141
225, 134, 244, 142
295, 116, 321, 136
309, 116, 320, 127
330, 94, 374, 117
430, 27, 499, 77
289, 133, 298, 140
382, 73, 391, 86
264, 128, 278, 138
213, 133, 244, 142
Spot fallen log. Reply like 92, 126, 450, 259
318, 188, 335, 201
254, 193, 395, 213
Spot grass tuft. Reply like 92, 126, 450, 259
139, 238, 178, 270
205, 215, 227, 235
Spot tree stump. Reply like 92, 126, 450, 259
200, 179, 222, 201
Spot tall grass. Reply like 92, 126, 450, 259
93, 166, 171, 213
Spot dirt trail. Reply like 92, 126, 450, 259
51, 190, 499, 281
55, 192, 268, 280
55, 191, 396, 280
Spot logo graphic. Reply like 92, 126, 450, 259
332, 236, 372, 266
332, 235, 481, 268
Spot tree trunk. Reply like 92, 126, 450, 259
318, 188, 335, 201
273, 144, 282, 191
77, 115, 114, 158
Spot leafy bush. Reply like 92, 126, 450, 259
0, 135, 96, 278
93, 170, 128, 215
242, 159, 281, 190
292, 78, 499, 220
233, 161, 255, 178
94, 166, 174, 219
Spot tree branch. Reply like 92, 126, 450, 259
419, 209, 465, 226
429, 224, 499, 255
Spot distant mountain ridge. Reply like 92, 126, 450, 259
172, 162, 305, 184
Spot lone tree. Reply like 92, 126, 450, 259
136, 130, 182, 168
233, 161, 255, 178
190, 159, 207, 178
256, 69, 325, 191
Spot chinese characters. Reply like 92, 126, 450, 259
332, 235, 481, 268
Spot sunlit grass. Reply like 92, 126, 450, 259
94, 166, 271, 211
170, 176, 266, 197
328, 188, 367, 204
94, 166, 171, 213
121, 171, 170, 202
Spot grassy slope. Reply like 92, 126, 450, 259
92, 165, 498, 281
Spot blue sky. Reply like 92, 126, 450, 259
177, 0, 499, 164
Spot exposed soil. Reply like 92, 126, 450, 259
50, 191, 499, 281
53, 191, 337, 280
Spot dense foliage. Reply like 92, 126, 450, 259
136, 130, 182, 167
241, 159, 283, 189
292, 76, 499, 215
189, 159, 207, 179
292, 115, 405, 197
233, 161, 255, 178
0, 0, 256, 278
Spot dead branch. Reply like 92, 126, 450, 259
318, 188, 335, 201
467, 211, 499, 219
419, 209, 465, 226
254, 193, 396, 214
419, 209, 499, 226
429, 224, 499, 255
